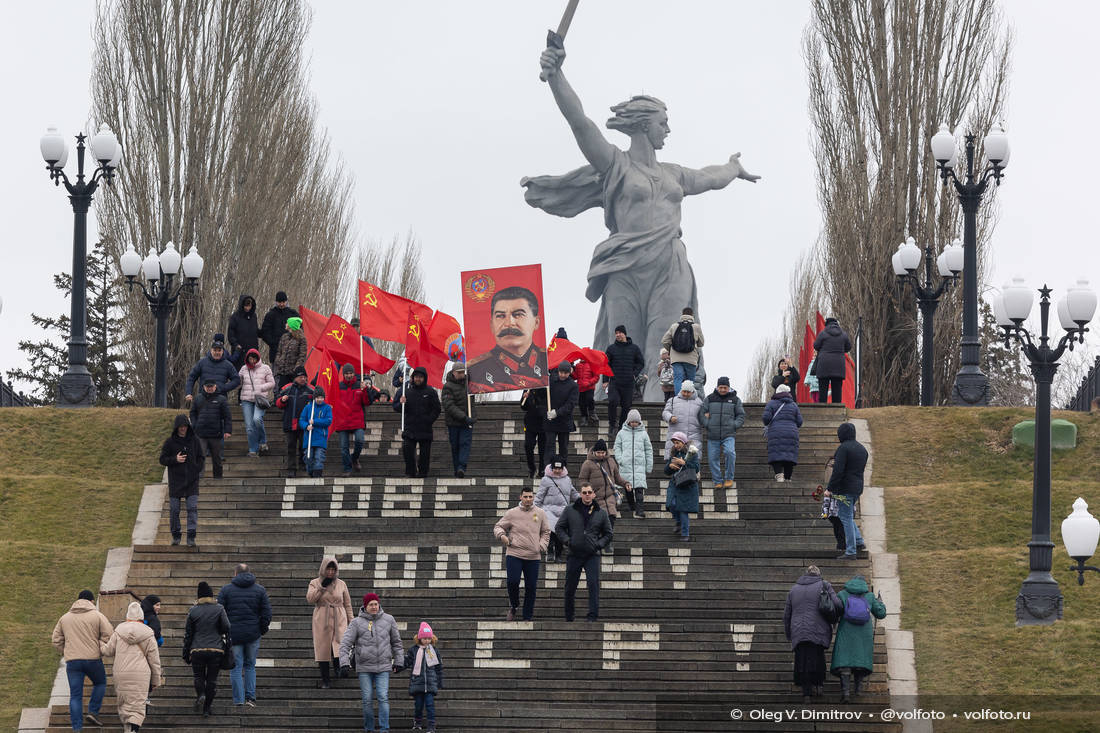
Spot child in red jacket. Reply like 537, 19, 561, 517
333, 364, 379, 476
573, 359, 598, 427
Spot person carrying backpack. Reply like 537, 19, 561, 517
830, 574, 886, 702
661, 307, 704, 395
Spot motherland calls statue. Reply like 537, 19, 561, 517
522, 43, 759, 401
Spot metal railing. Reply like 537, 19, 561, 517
0, 377, 28, 407
1067, 355, 1100, 411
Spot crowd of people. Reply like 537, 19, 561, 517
54, 298, 873, 730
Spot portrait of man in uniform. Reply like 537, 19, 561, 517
467, 285, 549, 391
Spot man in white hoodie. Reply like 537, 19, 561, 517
52, 589, 114, 730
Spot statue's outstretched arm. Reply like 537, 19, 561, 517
540, 46, 615, 173
681, 153, 761, 195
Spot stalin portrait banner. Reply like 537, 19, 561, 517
460, 264, 549, 394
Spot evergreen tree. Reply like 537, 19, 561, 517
6, 242, 130, 405
980, 299, 1033, 407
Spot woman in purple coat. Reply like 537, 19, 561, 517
762, 384, 804, 481
783, 565, 841, 702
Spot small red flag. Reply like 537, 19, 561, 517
314, 314, 396, 375
298, 305, 328, 350
406, 308, 448, 388
580, 347, 614, 378
428, 311, 465, 363
547, 337, 584, 366
358, 280, 432, 343
816, 311, 826, 335
843, 353, 856, 408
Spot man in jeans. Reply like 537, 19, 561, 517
52, 589, 114, 730
661, 307, 705, 394
494, 486, 551, 621
828, 422, 869, 559
217, 564, 273, 706
554, 483, 613, 622
701, 376, 745, 488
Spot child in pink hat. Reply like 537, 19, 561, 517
403, 622, 443, 732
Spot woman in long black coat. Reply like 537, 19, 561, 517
227, 295, 260, 368
812, 318, 851, 403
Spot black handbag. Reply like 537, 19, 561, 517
672, 465, 697, 488
248, 370, 272, 410
219, 634, 236, 670
818, 584, 840, 623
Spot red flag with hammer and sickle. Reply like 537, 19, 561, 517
406, 307, 448, 388
305, 314, 396, 379
547, 336, 584, 367
358, 280, 432, 343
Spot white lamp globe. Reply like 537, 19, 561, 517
1057, 297, 1078, 332
1002, 276, 1033, 322
1062, 498, 1100, 560
1066, 279, 1098, 326
141, 247, 161, 282
992, 289, 1013, 329
945, 239, 964, 275
40, 127, 66, 165
930, 123, 956, 163
891, 249, 906, 277
90, 123, 119, 165
899, 236, 922, 272
182, 244, 204, 279
119, 244, 142, 279
984, 122, 1009, 167
159, 241, 181, 275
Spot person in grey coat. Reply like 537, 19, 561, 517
783, 566, 841, 702
182, 581, 231, 717
661, 380, 705, 457
813, 317, 852, 404
762, 384, 804, 481
340, 592, 404, 733
534, 456, 579, 563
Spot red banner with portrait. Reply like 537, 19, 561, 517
460, 264, 549, 394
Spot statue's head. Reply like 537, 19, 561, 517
607, 95, 669, 149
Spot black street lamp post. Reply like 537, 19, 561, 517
39, 125, 122, 408
119, 242, 204, 408
994, 279, 1097, 625
892, 236, 964, 406
931, 122, 1010, 406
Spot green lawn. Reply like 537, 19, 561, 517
864, 407, 1100, 731
0, 407, 174, 731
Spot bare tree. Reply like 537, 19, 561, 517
802, 0, 1011, 406
91, 0, 353, 406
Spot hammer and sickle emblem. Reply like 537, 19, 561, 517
409, 323, 421, 340
328, 329, 344, 344
323, 367, 332, 382
363, 291, 378, 308
548, 340, 557, 352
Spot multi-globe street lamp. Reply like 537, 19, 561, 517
39, 125, 122, 407
993, 278, 1097, 624
119, 242, 204, 408
892, 236, 964, 406
931, 122, 1010, 406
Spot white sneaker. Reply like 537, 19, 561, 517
775, 473, 784, 482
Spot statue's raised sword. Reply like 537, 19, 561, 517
539, 0, 580, 82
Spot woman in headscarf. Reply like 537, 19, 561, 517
307, 556, 355, 689
783, 566, 841, 702
101, 602, 162, 732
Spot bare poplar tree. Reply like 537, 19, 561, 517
802, 0, 1011, 406
91, 0, 353, 406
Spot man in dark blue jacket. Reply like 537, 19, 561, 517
189, 379, 232, 479
701, 377, 745, 488
275, 367, 314, 477
604, 325, 645, 432
184, 334, 242, 403
217, 563, 272, 707
827, 422, 868, 559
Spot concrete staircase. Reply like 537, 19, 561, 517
45, 401, 900, 732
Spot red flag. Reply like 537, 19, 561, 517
406, 308, 448, 388
428, 311, 465, 363
843, 353, 856, 408
816, 311, 826, 335
358, 280, 432, 343
298, 306, 328, 350
798, 322, 815, 402
314, 314, 396, 375
580, 347, 614, 378
310, 351, 341, 437
547, 337, 584, 366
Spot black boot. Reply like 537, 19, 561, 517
839, 670, 852, 703
853, 673, 864, 697
634, 488, 646, 518
318, 661, 331, 688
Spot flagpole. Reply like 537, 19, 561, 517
307, 399, 315, 460
401, 351, 408, 433
358, 332, 364, 383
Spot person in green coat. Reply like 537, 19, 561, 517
830, 575, 886, 701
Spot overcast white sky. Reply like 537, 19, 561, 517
1, 1, 1096, 397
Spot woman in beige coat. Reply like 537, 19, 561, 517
101, 601, 162, 732
307, 555, 354, 688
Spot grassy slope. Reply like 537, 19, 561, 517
0, 407, 172, 731
864, 407, 1100, 732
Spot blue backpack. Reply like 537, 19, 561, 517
843, 593, 872, 625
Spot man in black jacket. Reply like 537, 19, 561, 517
217, 564, 273, 707
544, 361, 579, 469
259, 292, 299, 364
604, 325, 645, 431
159, 414, 206, 546
520, 388, 547, 478
189, 379, 232, 479
394, 366, 442, 477
184, 335, 242, 403
827, 422, 868, 559
275, 367, 314, 477
554, 483, 613, 622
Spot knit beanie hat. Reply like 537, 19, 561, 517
670, 431, 689, 444
126, 601, 144, 621
417, 622, 434, 640
776, 384, 791, 394
614, 324, 627, 334
313, 386, 325, 398
287, 317, 303, 331
557, 361, 572, 373
363, 592, 380, 606
276, 291, 289, 302
294, 365, 308, 377
680, 380, 695, 393
555, 327, 568, 339
78, 589, 95, 602
593, 439, 608, 452
625, 409, 642, 424
197, 581, 214, 598
717, 376, 730, 387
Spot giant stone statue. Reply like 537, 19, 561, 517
522, 43, 760, 401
